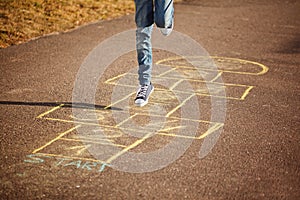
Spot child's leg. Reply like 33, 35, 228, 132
154, 0, 174, 28
134, 0, 154, 85
136, 26, 153, 85
135, 0, 154, 28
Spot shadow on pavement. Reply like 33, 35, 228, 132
0, 101, 122, 111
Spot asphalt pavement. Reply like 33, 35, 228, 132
0, 0, 299, 199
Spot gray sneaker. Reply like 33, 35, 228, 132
134, 83, 154, 107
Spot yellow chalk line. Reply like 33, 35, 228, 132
66, 144, 92, 156
156, 123, 223, 140
74, 136, 112, 142
44, 112, 219, 126
67, 145, 88, 150
160, 126, 184, 132
157, 132, 198, 139
42, 117, 135, 130
166, 93, 196, 117
43, 117, 101, 126
106, 73, 252, 87
155, 56, 269, 75
157, 63, 264, 76
104, 91, 135, 109
169, 79, 184, 90
89, 130, 124, 138
115, 113, 138, 127
35, 152, 106, 163
105, 132, 154, 164
39, 108, 227, 141
198, 123, 224, 139
36, 104, 64, 118
241, 86, 254, 100
194, 93, 237, 100
216, 57, 269, 75
139, 119, 178, 127
156, 68, 176, 77
210, 71, 223, 82
35, 123, 222, 164
104, 73, 127, 84
43, 116, 227, 140
60, 138, 127, 148
32, 126, 80, 154
102, 82, 249, 100
155, 56, 185, 66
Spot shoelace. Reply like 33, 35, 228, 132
137, 85, 149, 98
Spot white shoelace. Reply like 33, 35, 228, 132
137, 85, 149, 98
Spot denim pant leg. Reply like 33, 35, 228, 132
135, 0, 154, 28
134, 0, 154, 85
136, 26, 153, 85
154, 0, 174, 28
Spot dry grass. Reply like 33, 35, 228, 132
1, 0, 182, 48
0, 0, 135, 48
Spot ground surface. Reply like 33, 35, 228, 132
0, 0, 299, 199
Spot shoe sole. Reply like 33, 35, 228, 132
135, 86, 154, 107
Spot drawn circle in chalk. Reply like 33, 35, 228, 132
156, 56, 269, 75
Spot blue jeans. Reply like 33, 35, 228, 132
134, 0, 174, 85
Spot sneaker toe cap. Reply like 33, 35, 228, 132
135, 99, 145, 105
